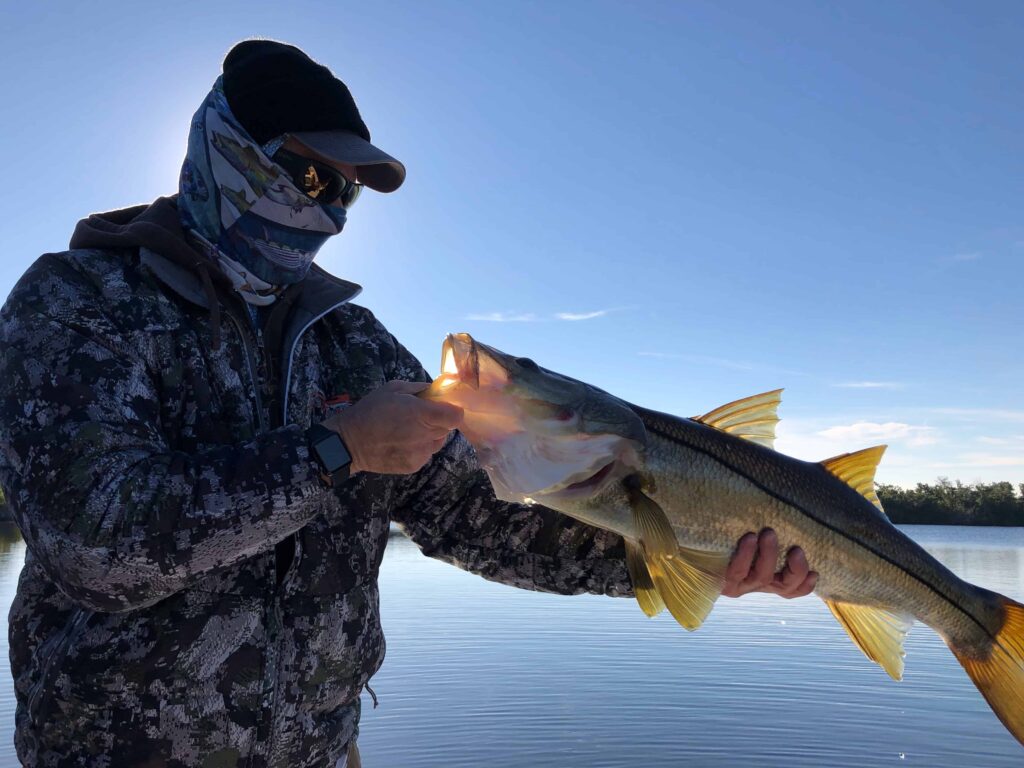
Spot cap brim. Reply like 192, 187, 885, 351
290, 130, 406, 193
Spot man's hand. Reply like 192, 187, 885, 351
722, 528, 818, 599
324, 380, 463, 475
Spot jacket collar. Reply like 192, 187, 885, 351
140, 247, 362, 322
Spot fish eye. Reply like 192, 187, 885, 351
515, 357, 540, 371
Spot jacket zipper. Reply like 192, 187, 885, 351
280, 298, 355, 426
227, 295, 354, 764
224, 309, 277, 767
224, 312, 269, 434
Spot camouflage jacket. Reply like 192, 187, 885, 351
0, 198, 632, 768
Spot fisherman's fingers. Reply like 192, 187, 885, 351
772, 547, 809, 591
742, 528, 779, 590
382, 379, 431, 395
766, 545, 817, 597
415, 398, 464, 430
722, 532, 759, 596
724, 530, 817, 598
771, 570, 819, 599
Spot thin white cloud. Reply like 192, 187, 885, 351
949, 251, 982, 262
833, 381, 903, 389
977, 436, 1010, 446
467, 308, 614, 322
976, 435, 1024, 446
817, 421, 939, 447
929, 408, 1024, 423
555, 309, 610, 321
638, 351, 756, 371
637, 351, 806, 377
955, 453, 1024, 467
466, 311, 539, 322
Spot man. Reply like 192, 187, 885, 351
0, 41, 816, 767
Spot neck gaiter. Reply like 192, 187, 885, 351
178, 77, 347, 303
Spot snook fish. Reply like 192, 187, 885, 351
427, 332, 1024, 746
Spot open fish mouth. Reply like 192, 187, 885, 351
533, 459, 626, 501
552, 460, 618, 495
438, 333, 480, 390
566, 461, 616, 489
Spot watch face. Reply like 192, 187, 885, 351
315, 434, 351, 472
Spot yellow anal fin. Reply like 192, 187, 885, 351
626, 479, 727, 631
626, 540, 665, 617
952, 597, 1024, 747
694, 389, 782, 449
825, 599, 913, 680
821, 445, 887, 511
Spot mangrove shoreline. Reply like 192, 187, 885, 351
0, 480, 1022, 526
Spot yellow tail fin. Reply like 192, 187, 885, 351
952, 597, 1024, 746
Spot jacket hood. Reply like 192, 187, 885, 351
68, 196, 361, 351
71, 196, 223, 279
72, 196, 234, 347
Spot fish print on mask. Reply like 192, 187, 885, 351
178, 76, 347, 288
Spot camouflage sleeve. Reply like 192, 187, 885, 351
0, 259, 330, 613
381, 332, 634, 598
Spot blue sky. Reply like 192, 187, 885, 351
2, 1, 1021, 487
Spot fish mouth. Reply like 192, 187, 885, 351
440, 333, 480, 390
563, 461, 616, 492
537, 460, 622, 500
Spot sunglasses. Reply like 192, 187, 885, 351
272, 147, 363, 208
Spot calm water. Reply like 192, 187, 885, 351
0, 525, 1021, 766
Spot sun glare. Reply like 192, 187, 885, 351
442, 347, 458, 376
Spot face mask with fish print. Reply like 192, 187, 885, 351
178, 76, 347, 290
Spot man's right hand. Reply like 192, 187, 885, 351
323, 380, 464, 475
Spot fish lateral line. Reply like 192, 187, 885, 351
635, 410, 996, 644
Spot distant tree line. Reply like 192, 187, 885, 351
878, 479, 1024, 526
1, 481, 1022, 525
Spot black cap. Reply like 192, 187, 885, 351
222, 40, 405, 193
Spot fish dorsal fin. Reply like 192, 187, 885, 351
821, 445, 887, 511
626, 478, 728, 630
694, 389, 783, 449
824, 599, 914, 680
625, 541, 665, 617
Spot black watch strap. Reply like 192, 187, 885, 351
306, 423, 352, 486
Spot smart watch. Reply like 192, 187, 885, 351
306, 423, 353, 486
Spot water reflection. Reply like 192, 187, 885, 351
0, 525, 1021, 766
0, 522, 22, 556
0, 522, 25, 766
365, 525, 1024, 768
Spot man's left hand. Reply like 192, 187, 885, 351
722, 528, 818, 599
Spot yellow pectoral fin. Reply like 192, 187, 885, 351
627, 481, 679, 559
626, 480, 728, 631
824, 599, 913, 680
626, 540, 665, 617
